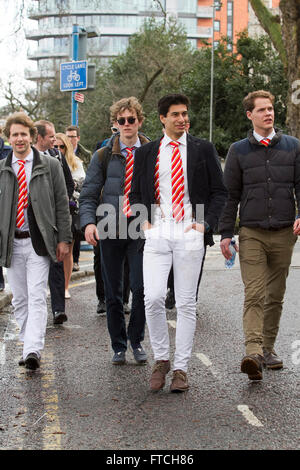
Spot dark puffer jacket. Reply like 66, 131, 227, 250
219, 129, 300, 239
79, 133, 150, 235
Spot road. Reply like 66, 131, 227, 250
0, 241, 299, 450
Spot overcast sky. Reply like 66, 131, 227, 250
0, 0, 35, 106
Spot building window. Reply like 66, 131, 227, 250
227, 0, 233, 49
177, 0, 197, 14
214, 20, 220, 32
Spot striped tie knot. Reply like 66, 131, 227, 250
170, 141, 179, 149
16, 159, 28, 229
123, 147, 135, 217
261, 138, 271, 147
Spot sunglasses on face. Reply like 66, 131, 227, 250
117, 117, 136, 125
54, 144, 65, 149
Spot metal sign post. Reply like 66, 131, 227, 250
72, 25, 79, 126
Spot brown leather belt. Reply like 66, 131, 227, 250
15, 230, 31, 239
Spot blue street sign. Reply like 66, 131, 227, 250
60, 60, 88, 92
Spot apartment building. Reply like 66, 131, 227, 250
25, 0, 280, 82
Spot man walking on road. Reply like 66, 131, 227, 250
130, 94, 227, 392
219, 90, 300, 381
80, 97, 150, 365
0, 112, 72, 370
35, 120, 74, 325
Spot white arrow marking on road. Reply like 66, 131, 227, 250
195, 353, 212, 367
195, 352, 219, 378
237, 405, 264, 427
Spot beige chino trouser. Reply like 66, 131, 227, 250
238, 226, 297, 356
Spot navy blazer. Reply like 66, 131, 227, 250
129, 133, 227, 247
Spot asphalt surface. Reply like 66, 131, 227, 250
0, 242, 299, 451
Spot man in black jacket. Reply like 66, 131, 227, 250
130, 94, 227, 392
219, 90, 300, 381
35, 120, 74, 325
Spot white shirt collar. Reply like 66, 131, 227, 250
120, 137, 141, 151
162, 131, 187, 148
12, 149, 34, 164
253, 129, 276, 143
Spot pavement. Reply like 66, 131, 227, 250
1, 236, 300, 313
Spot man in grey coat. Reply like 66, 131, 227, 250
0, 112, 72, 370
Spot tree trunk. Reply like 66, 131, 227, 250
249, 0, 300, 138
280, 0, 300, 137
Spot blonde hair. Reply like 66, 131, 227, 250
56, 132, 79, 172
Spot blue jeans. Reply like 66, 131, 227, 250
100, 237, 145, 353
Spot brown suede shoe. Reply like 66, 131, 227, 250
150, 360, 170, 391
170, 370, 189, 393
263, 348, 283, 370
241, 354, 263, 380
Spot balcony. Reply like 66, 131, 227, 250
27, 4, 139, 19
27, 48, 69, 60
25, 27, 72, 40
197, 6, 213, 18
25, 68, 56, 81
188, 26, 212, 39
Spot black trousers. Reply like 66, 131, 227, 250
100, 237, 145, 352
93, 241, 130, 303
48, 260, 65, 314
73, 232, 81, 263
0, 267, 4, 286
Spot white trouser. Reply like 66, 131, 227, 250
6, 238, 50, 360
143, 220, 204, 372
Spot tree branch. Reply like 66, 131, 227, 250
249, 0, 287, 66
139, 67, 164, 103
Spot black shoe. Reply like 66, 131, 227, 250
96, 300, 106, 315
18, 357, 25, 366
72, 262, 80, 272
123, 303, 130, 315
53, 311, 68, 324
165, 289, 175, 310
25, 353, 40, 370
0, 282, 4, 292
132, 345, 147, 364
112, 351, 126, 365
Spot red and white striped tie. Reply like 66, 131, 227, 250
123, 147, 134, 217
16, 159, 28, 229
261, 138, 271, 147
170, 141, 184, 222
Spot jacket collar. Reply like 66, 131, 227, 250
4, 146, 47, 172
248, 128, 282, 146
112, 133, 150, 155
